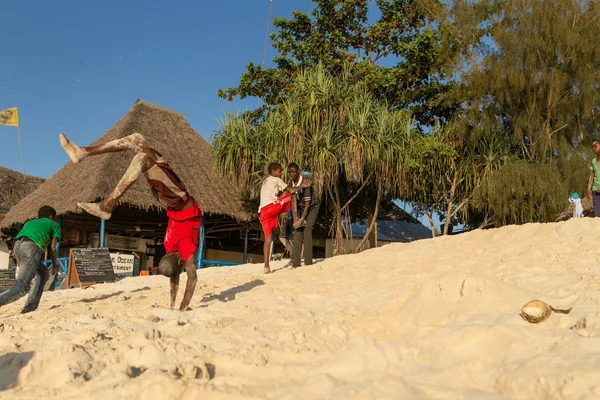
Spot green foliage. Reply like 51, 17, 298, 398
442, 0, 600, 227
479, 161, 567, 225
214, 63, 415, 251
214, 0, 600, 237
472, 141, 591, 226
449, 0, 600, 162
218, 0, 456, 125
215, 63, 412, 196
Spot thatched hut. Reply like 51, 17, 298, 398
0, 166, 45, 222
0, 100, 261, 269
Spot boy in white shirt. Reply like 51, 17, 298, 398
259, 162, 310, 274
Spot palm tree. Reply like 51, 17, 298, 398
214, 63, 413, 254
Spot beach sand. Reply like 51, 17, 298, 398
1, 218, 600, 399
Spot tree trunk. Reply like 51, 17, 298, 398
365, 209, 374, 249
329, 183, 345, 256
373, 222, 378, 248
443, 169, 459, 235
426, 209, 437, 238
543, 70, 555, 161
356, 181, 383, 252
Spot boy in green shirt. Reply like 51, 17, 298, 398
0, 206, 61, 313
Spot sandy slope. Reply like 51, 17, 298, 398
1, 219, 600, 399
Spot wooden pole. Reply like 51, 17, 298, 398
243, 226, 249, 264
56, 216, 62, 257
195, 215, 205, 269
99, 219, 106, 247
17, 125, 25, 173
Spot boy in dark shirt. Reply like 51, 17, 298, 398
0, 206, 61, 313
288, 163, 320, 268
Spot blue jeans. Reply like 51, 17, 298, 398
0, 238, 49, 313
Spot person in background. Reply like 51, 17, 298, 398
0, 206, 61, 314
587, 141, 600, 217
287, 163, 320, 268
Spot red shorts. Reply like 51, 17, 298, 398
164, 200, 202, 261
259, 193, 291, 238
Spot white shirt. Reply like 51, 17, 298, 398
569, 196, 583, 218
291, 175, 303, 188
259, 176, 288, 212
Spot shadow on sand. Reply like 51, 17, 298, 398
131, 286, 151, 293
0, 351, 34, 391
79, 291, 124, 303
200, 279, 265, 304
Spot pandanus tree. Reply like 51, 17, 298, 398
213, 63, 413, 254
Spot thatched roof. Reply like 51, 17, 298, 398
0, 166, 45, 210
0, 99, 252, 228
555, 196, 595, 221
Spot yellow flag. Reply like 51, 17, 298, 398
0, 107, 19, 127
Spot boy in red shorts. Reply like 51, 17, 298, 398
59, 132, 199, 310
259, 162, 310, 274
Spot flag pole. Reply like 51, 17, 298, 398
17, 125, 25, 173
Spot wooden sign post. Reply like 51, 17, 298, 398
66, 248, 116, 288
0, 269, 16, 293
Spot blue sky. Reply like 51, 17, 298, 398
0, 0, 314, 178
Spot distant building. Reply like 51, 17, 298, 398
325, 203, 431, 257
0, 166, 45, 269
0, 166, 45, 223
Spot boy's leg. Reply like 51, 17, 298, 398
0, 241, 41, 308
78, 152, 154, 220
291, 193, 299, 224
260, 194, 291, 274
170, 263, 183, 308
60, 132, 149, 163
165, 216, 200, 310
263, 232, 273, 274
170, 274, 180, 308
303, 205, 319, 266
291, 228, 303, 268
178, 254, 197, 310
594, 192, 600, 217
21, 261, 50, 313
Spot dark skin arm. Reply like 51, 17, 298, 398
167, 254, 197, 311
50, 237, 60, 274
169, 263, 184, 308
282, 179, 311, 222
282, 179, 311, 195
293, 185, 312, 228
178, 253, 198, 310
293, 198, 311, 229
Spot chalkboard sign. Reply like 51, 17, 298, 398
66, 248, 116, 288
0, 269, 16, 293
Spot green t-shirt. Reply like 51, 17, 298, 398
591, 158, 600, 191
16, 218, 61, 250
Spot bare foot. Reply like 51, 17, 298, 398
78, 202, 112, 220
264, 266, 271, 274
59, 133, 87, 163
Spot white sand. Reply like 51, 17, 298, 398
2, 218, 600, 399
